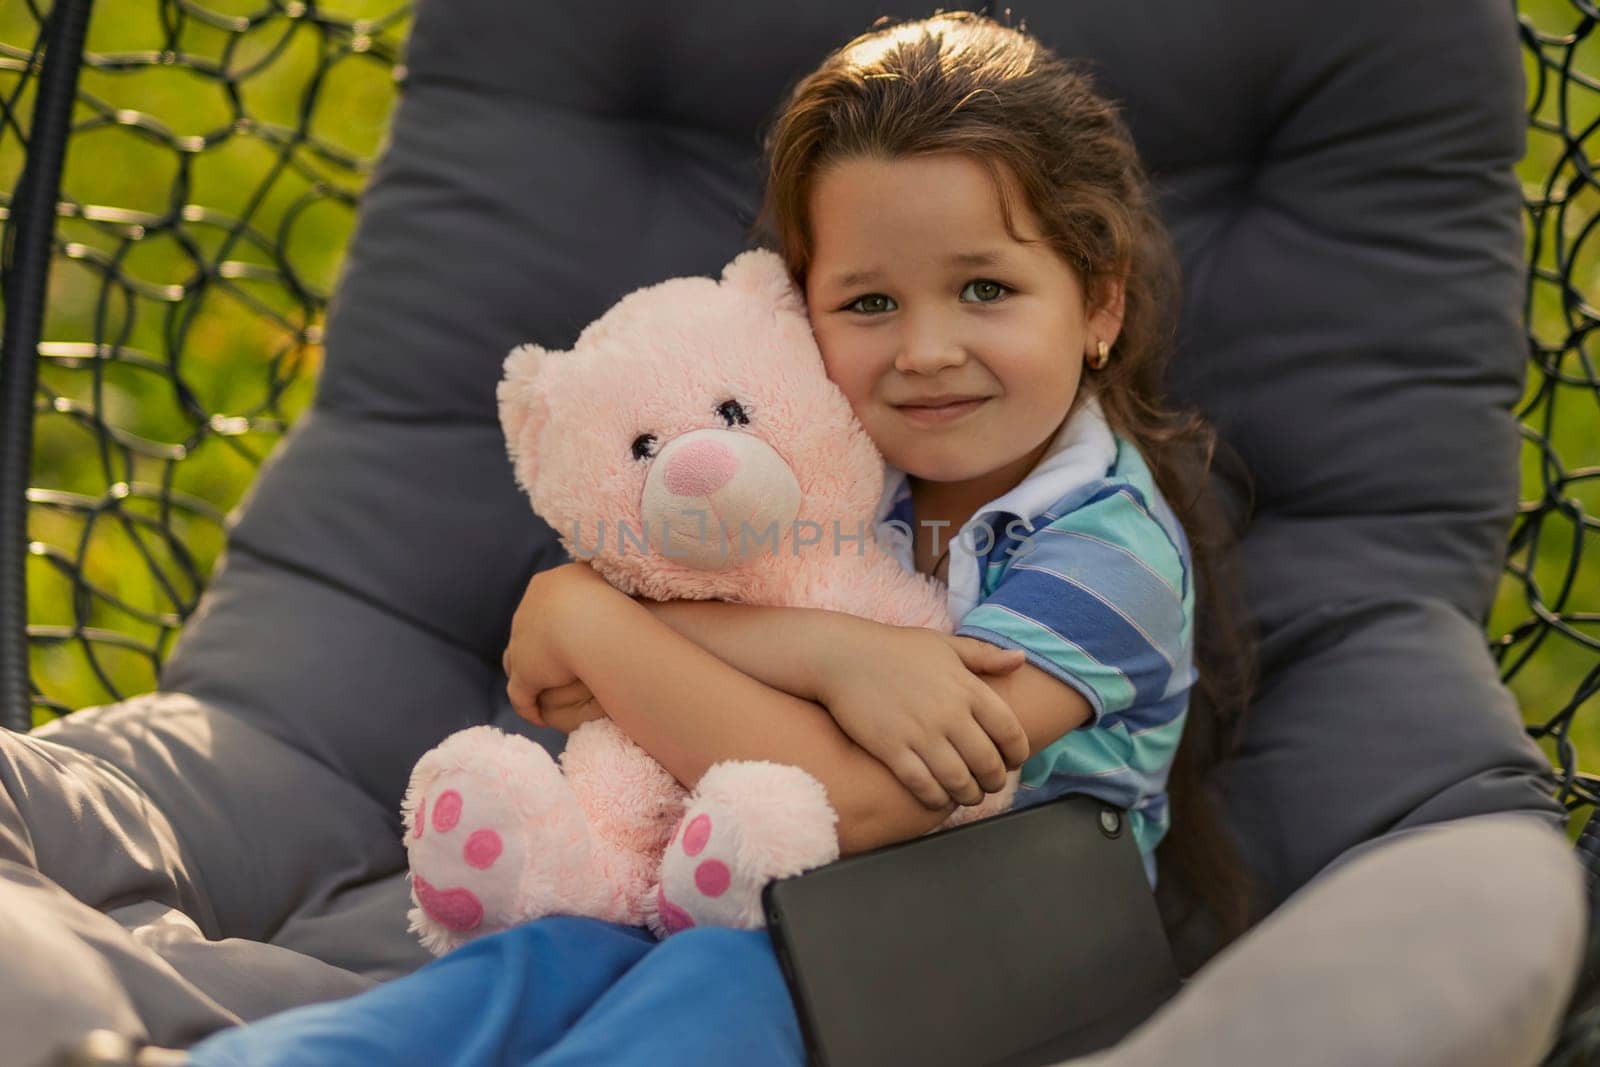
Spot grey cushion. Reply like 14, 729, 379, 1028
1073, 816, 1584, 1067
24, 0, 1564, 1016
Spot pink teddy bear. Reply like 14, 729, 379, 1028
402, 249, 1016, 955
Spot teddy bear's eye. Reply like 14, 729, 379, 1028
716, 399, 750, 427
630, 434, 658, 461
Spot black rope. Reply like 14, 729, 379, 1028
0, 0, 96, 733
1506, 4, 1600, 820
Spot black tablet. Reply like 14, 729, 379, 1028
763, 795, 1180, 1067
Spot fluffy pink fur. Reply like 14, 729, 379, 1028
404, 249, 1016, 954
648, 761, 841, 935
498, 250, 951, 622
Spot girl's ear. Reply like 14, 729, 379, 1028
720, 248, 807, 317
1087, 273, 1128, 353
498, 343, 554, 494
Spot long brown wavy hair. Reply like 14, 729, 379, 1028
751, 11, 1260, 952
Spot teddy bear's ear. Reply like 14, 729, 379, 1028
719, 248, 806, 317
497, 343, 554, 494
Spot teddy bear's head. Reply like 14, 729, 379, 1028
498, 249, 887, 600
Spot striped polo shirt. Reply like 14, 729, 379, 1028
873, 396, 1196, 879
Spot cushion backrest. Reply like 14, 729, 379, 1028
163, 0, 1561, 943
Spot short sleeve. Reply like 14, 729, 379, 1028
954, 484, 1193, 727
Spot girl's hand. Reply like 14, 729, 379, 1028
533, 679, 608, 734
815, 628, 1031, 810
503, 561, 614, 726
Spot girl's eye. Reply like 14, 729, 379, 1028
845, 294, 896, 314
716, 399, 750, 426
630, 433, 658, 461
961, 279, 1010, 303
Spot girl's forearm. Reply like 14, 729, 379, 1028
556, 588, 950, 854
637, 600, 876, 700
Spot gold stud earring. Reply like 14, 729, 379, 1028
1087, 340, 1110, 370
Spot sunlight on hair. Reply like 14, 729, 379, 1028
840, 22, 931, 72
841, 13, 1036, 86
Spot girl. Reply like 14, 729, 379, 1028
185, 11, 1251, 1066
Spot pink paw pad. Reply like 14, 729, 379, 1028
682, 814, 712, 856
433, 789, 463, 832
464, 829, 503, 870
414, 874, 484, 932
656, 885, 696, 934
675, 816, 729, 896
654, 810, 747, 935
409, 785, 518, 940
694, 860, 731, 897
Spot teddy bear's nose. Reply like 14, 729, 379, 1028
663, 438, 739, 497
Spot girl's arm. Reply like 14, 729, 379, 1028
507, 563, 955, 854
635, 600, 1031, 805
634, 599, 858, 703
511, 565, 1093, 851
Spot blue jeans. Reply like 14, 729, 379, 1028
188, 918, 803, 1067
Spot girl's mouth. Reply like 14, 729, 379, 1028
894, 397, 988, 425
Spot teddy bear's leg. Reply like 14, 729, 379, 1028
403, 725, 602, 955
649, 761, 839, 937
560, 718, 688, 927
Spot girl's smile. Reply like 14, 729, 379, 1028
803, 152, 1124, 515
893, 395, 990, 426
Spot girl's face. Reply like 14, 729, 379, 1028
804, 153, 1123, 498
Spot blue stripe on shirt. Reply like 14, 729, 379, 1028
955, 618, 1120, 720
957, 562, 1178, 713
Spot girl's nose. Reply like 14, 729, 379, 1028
894, 314, 967, 374
663, 438, 739, 497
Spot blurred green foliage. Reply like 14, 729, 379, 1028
0, 0, 409, 718
1, 1, 1596, 808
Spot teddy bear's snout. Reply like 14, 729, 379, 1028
638, 428, 804, 571
662, 438, 738, 498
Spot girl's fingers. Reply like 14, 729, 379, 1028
949, 721, 1010, 794
507, 678, 543, 726
538, 678, 594, 706
885, 751, 953, 811
970, 692, 1031, 770
917, 739, 984, 807
949, 637, 1027, 676
545, 697, 606, 735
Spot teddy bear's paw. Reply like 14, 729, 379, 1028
403, 728, 593, 954
648, 761, 839, 938
939, 770, 1020, 830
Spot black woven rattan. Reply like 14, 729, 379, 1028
1509, 0, 1600, 820
0, 0, 409, 727
1517, 4, 1600, 1059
